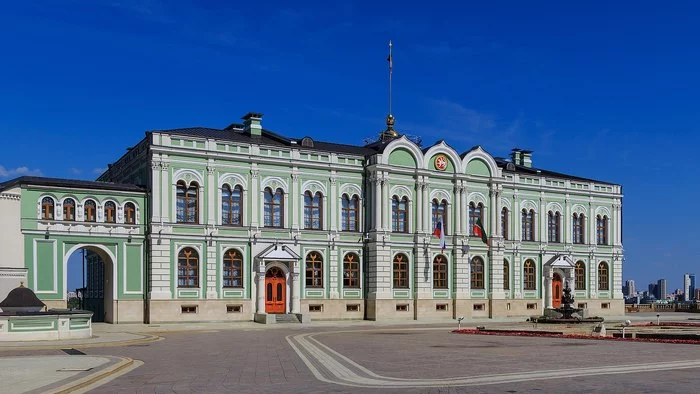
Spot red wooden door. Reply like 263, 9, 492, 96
552, 273, 562, 308
265, 267, 286, 314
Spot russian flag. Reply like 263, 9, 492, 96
433, 220, 446, 251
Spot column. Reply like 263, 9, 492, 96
454, 184, 462, 235
250, 169, 259, 228
567, 268, 576, 292
513, 193, 520, 241
207, 165, 216, 225
416, 179, 423, 233
589, 202, 595, 245
329, 176, 337, 231
545, 268, 553, 309
539, 193, 546, 243
565, 196, 571, 244
373, 176, 382, 231
291, 172, 299, 230
460, 184, 467, 235
422, 179, 430, 234
490, 184, 498, 238
381, 175, 389, 231
198, 185, 205, 225
291, 262, 301, 313
161, 162, 170, 222
256, 267, 265, 314
151, 160, 161, 222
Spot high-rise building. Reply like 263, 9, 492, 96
625, 279, 636, 296
649, 283, 657, 299
657, 279, 667, 301
695, 288, 700, 301
690, 274, 696, 301
684, 274, 692, 301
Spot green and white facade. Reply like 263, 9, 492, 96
0, 112, 624, 323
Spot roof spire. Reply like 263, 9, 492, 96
380, 40, 399, 142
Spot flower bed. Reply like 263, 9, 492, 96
631, 322, 700, 327
452, 329, 700, 345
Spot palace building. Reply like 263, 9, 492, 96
0, 112, 624, 323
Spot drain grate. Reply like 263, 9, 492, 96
61, 348, 86, 355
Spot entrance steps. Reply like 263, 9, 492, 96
253, 313, 310, 324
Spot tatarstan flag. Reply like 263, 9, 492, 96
473, 218, 488, 245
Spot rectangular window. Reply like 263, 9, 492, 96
436, 304, 448, 311
601, 302, 610, 309
396, 304, 409, 312
473, 304, 485, 311
527, 303, 537, 310
309, 304, 323, 312
346, 304, 360, 312
181, 305, 197, 314
578, 303, 587, 309
226, 305, 242, 313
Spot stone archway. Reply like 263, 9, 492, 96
64, 244, 117, 323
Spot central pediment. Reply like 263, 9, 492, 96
545, 254, 575, 268
255, 243, 301, 261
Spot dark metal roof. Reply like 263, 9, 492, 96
495, 158, 616, 185
0, 285, 45, 308
0, 176, 146, 193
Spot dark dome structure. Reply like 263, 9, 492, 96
0, 282, 46, 313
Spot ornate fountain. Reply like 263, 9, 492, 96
533, 282, 603, 324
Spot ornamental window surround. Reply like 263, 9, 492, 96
598, 262, 609, 291
104, 201, 116, 223
431, 199, 448, 234
124, 202, 136, 224
263, 187, 284, 228
433, 254, 448, 289
470, 256, 484, 289
503, 259, 510, 290
41, 197, 54, 220
501, 207, 509, 240
341, 194, 359, 232
393, 253, 409, 288
303, 191, 323, 230
343, 253, 360, 288
575, 261, 586, 290
63, 198, 76, 221
176, 180, 199, 224
547, 211, 561, 243
222, 184, 243, 226
468, 202, 484, 237
391, 196, 408, 233
523, 259, 536, 290
596, 215, 608, 245
305, 252, 323, 288
573, 213, 585, 244
178, 247, 199, 288
521, 209, 535, 241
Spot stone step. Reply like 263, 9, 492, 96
274, 314, 301, 323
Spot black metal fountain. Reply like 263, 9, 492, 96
533, 282, 604, 324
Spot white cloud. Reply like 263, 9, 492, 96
0, 165, 43, 179
92, 168, 106, 174
70, 168, 82, 175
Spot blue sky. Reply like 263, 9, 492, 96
1, 1, 698, 293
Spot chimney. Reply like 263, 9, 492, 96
521, 150, 533, 168
510, 148, 522, 166
242, 112, 263, 136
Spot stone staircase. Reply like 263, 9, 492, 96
274, 314, 301, 324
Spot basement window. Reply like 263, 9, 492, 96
473, 304, 485, 311
181, 305, 197, 314
396, 304, 409, 312
309, 304, 323, 312
346, 304, 360, 312
226, 304, 242, 313
578, 303, 587, 309
527, 303, 537, 310
601, 302, 610, 309
436, 304, 448, 311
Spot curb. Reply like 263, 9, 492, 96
0, 333, 162, 352
49, 356, 141, 394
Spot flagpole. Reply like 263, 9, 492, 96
388, 40, 392, 116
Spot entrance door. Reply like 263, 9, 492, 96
552, 273, 563, 308
265, 267, 286, 314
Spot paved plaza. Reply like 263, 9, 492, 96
2, 314, 700, 393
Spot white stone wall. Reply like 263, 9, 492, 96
0, 187, 26, 301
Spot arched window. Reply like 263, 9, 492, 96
343, 253, 360, 288
433, 255, 448, 289
470, 256, 484, 289
305, 252, 323, 288
176, 181, 199, 224
63, 198, 76, 221
124, 202, 136, 224
548, 211, 561, 243
598, 262, 609, 291
41, 197, 54, 220
596, 215, 608, 245
521, 209, 535, 241
503, 259, 510, 290
393, 253, 409, 288
104, 201, 116, 223
263, 187, 284, 228
303, 191, 323, 230
575, 261, 586, 290
573, 213, 585, 244
222, 184, 243, 226
469, 202, 484, 236
391, 196, 408, 233
178, 247, 199, 288
84, 200, 96, 222
341, 194, 359, 232
223, 249, 242, 288
501, 207, 509, 240
523, 260, 536, 290
431, 199, 448, 233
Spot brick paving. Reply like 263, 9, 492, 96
3, 319, 700, 392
